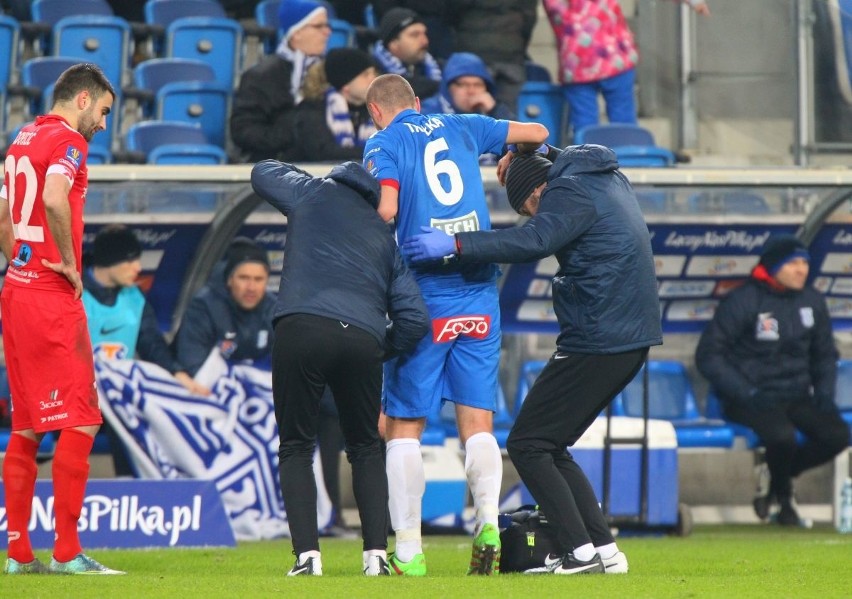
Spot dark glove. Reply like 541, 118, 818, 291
401, 226, 456, 264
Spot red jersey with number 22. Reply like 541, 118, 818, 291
1, 114, 88, 294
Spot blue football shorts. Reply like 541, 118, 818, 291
383, 282, 501, 419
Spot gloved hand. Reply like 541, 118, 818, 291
402, 226, 456, 264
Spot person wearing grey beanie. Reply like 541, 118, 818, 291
402, 143, 660, 575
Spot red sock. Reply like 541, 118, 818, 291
52, 429, 94, 562
2, 433, 39, 563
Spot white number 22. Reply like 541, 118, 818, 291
424, 138, 464, 206
3, 154, 45, 242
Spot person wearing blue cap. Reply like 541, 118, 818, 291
230, 0, 330, 162
696, 234, 850, 527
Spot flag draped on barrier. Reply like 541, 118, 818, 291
94, 358, 332, 541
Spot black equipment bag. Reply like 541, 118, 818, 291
498, 505, 560, 573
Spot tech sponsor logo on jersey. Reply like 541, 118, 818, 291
755, 312, 780, 341
432, 314, 491, 343
430, 210, 480, 235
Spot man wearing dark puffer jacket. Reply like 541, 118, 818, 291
251, 159, 429, 578
695, 235, 850, 527
402, 144, 662, 575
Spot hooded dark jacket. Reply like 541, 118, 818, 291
251, 160, 429, 358
695, 269, 838, 411
420, 52, 514, 119
174, 271, 277, 376
456, 144, 662, 354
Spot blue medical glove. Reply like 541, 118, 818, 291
402, 226, 457, 264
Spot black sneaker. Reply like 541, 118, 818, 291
545, 552, 605, 575
775, 501, 813, 529
287, 555, 322, 576
752, 463, 773, 521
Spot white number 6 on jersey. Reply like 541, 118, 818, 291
424, 138, 464, 206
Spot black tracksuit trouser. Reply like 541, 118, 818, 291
507, 348, 648, 553
272, 313, 388, 555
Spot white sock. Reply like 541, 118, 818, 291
464, 432, 502, 530
573, 543, 596, 562
595, 542, 618, 560
298, 549, 321, 564
363, 549, 387, 566
386, 438, 424, 561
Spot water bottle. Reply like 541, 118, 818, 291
839, 477, 852, 534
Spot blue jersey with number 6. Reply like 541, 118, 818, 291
363, 109, 509, 292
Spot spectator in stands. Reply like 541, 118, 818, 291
83, 225, 210, 476
695, 235, 850, 527
373, 1, 455, 60
543, 0, 710, 139
402, 144, 662, 574
295, 47, 378, 161
174, 237, 276, 376
230, 0, 330, 162
421, 52, 514, 119
452, 0, 537, 114
371, 8, 441, 99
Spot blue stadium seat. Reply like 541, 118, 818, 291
687, 191, 770, 214
620, 361, 735, 448
524, 61, 552, 83
144, 0, 225, 28
29, 0, 113, 55
125, 120, 226, 164
327, 17, 355, 49
52, 15, 130, 151
129, 57, 216, 117
254, 0, 281, 54
165, 17, 243, 89
517, 82, 565, 147
574, 123, 676, 167
834, 359, 852, 441
87, 144, 112, 165
0, 15, 19, 133
16, 56, 81, 119
156, 80, 231, 147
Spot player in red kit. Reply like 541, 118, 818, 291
0, 63, 124, 575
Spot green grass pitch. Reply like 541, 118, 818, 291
4, 525, 850, 598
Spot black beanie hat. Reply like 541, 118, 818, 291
379, 7, 423, 46
759, 234, 809, 275
505, 154, 552, 213
223, 237, 270, 281
92, 225, 142, 267
324, 48, 375, 91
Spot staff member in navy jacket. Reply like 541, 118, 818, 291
695, 235, 849, 527
251, 160, 429, 577
402, 144, 662, 575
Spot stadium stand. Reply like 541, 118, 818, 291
574, 123, 677, 167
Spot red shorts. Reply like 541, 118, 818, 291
1, 284, 101, 433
